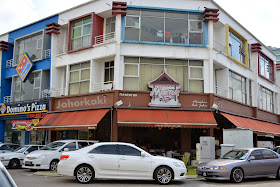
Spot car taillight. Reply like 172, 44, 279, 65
60, 155, 69, 160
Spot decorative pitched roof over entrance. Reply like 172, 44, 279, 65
148, 68, 180, 87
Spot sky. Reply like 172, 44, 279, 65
0, 0, 279, 47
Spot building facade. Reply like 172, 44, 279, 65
1, 0, 280, 157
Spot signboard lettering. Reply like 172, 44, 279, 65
191, 100, 208, 108
0, 102, 48, 116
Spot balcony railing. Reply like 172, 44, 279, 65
6, 59, 14, 67
213, 40, 226, 54
45, 49, 51, 58
94, 32, 115, 45
4, 96, 11, 104
92, 81, 113, 93
213, 85, 227, 98
57, 45, 68, 56
42, 88, 66, 98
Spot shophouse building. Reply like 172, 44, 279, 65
1, 0, 280, 156
0, 15, 59, 145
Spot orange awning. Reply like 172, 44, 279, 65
35, 109, 109, 130
221, 112, 280, 136
118, 109, 217, 128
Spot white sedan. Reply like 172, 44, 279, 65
57, 142, 187, 185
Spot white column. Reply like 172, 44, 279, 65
114, 14, 122, 90
65, 64, 70, 96
208, 21, 214, 93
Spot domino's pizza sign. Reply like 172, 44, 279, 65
16, 53, 33, 82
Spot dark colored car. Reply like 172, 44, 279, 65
197, 148, 280, 183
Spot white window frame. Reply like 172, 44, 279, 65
189, 66, 204, 80
123, 63, 140, 77
125, 15, 140, 28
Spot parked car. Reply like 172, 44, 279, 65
197, 148, 280, 183
57, 142, 187, 185
22, 140, 97, 171
273, 146, 280, 154
0, 161, 17, 187
0, 143, 20, 153
0, 145, 43, 169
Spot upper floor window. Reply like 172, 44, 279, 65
259, 54, 274, 81
105, 61, 114, 82
259, 86, 273, 112
70, 16, 92, 50
229, 71, 247, 104
226, 25, 249, 68
123, 57, 203, 93
13, 30, 50, 66
12, 70, 49, 102
106, 16, 116, 34
124, 9, 204, 45
69, 61, 90, 95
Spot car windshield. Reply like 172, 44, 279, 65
13, 146, 28, 153
221, 150, 249, 160
41, 142, 65, 151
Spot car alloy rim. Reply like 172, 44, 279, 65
12, 161, 18, 168
51, 162, 58, 171
77, 167, 92, 183
157, 168, 172, 184
233, 169, 243, 182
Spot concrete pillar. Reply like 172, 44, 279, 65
114, 14, 123, 90
0, 120, 5, 142
208, 21, 214, 93
180, 128, 191, 154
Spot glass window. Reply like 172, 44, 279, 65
27, 146, 39, 153
261, 149, 278, 159
221, 150, 249, 160
259, 54, 273, 81
69, 62, 90, 95
259, 86, 273, 112
78, 142, 89, 149
229, 30, 245, 64
124, 10, 203, 45
89, 145, 118, 155
118, 145, 141, 156
106, 17, 116, 33
14, 31, 44, 65
250, 150, 263, 160
104, 61, 114, 82
123, 57, 203, 92
12, 71, 43, 102
229, 71, 247, 104
71, 16, 92, 50
64, 142, 77, 151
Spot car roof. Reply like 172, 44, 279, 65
232, 148, 271, 151
94, 142, 136, 146
53, 140, 98, 143
0, 143, 19, 145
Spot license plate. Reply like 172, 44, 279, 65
25, 161, 32, 165
203, 172, 207, 177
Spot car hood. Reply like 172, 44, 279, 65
200, 159, 244, 166
153, 155, 183, 162
27, 150, 56, 156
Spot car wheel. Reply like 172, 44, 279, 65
30, 169, 37, 172
9, 159, 20, 169
75, 165, 94, 184
50, 160, 59, 171
230, 168, 244, 183
154, 166, 173, 185
277, 167, 280, 179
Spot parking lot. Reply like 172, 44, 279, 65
8, 168, 280, 187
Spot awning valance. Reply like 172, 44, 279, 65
34, 109, 109, 130
117, 109, 217, 128
221, 112, 280, 136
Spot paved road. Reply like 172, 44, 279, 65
8, 168, 280, 187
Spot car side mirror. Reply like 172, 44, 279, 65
141, 152, 146, 157
248, 156, 255, 161
63, 148, 69, 152
24, 151, 29, 155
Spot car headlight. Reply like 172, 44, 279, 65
197, 166, 202, 169
210, 166, 226, 170
173, 162, 185, 168
39, 154, 46, 159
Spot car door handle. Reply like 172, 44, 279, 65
120, 157, 126, 160
88, 155, 95, 158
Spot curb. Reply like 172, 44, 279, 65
33, 171, 63, 177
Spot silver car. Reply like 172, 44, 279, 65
197, 148, 280, 183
